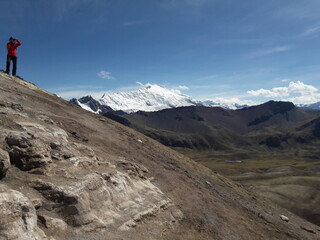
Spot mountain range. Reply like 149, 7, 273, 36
2, 72, 320, 239
109, 101, 320, 151
71, 83, 320, 113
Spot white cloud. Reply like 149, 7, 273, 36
177, 85, 189, 90
300, 25, 320, 39
248, 45, 293, 58
97, 70, 114, 79
247, 88, 289, 98
287, 95, 320, 105
247, 81, 320, 104
288, 81, 318, 94
281, 79, 289, 82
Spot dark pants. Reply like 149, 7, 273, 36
6, 56, 17, 76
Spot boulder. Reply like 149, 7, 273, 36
280, 214, 289, 222
0, 184, 48, 240
6, 131, 52, 171
0, 149, 10, 178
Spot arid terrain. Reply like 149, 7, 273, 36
0, 71, 319, 239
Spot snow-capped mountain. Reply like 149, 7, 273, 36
297, 102, 320, 110
70, 83, 254, 113
70, 96, 113, 114
201, 99, 249, 110
98, 83, 199, 113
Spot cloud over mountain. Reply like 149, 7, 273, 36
97, 70, 114, 80
248, 81, 320, 104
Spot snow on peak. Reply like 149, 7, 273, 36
297, 101, 320, 110
72, 83, 254, 113
99, 83, 196, 113
202, 97, 251, 110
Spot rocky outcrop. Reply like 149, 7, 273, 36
31, 170, 178, 231
0, 109, 181, 237
0, 149, 10, 178
0, 184, 48, 240
6, 131, 52, 171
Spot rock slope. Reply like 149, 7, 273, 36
0, 71, 319, 239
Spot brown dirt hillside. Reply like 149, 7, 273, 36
0, 71, 319, 240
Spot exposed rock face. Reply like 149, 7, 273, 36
0, 149, 10, 178
31, 170, 176, 231
0, 184, 48, 240
0, 97, 180, 238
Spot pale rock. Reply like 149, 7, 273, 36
31, 169, 179, 232
0, 149, 10, 178
206, 181, 212, 186
0, 184, 49, 240
280, 214, 289, 222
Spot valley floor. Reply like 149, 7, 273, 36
177, 148, 320, 226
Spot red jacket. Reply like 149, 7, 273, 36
7, 39, 21, 57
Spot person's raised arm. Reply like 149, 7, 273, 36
14, 39, 21, 47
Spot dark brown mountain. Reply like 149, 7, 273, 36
112, 101, 319, 150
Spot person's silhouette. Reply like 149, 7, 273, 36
6, 37, 22, 76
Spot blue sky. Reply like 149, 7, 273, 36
1, 0, 320, 104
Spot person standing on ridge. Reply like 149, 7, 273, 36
5, 37, 21, 76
